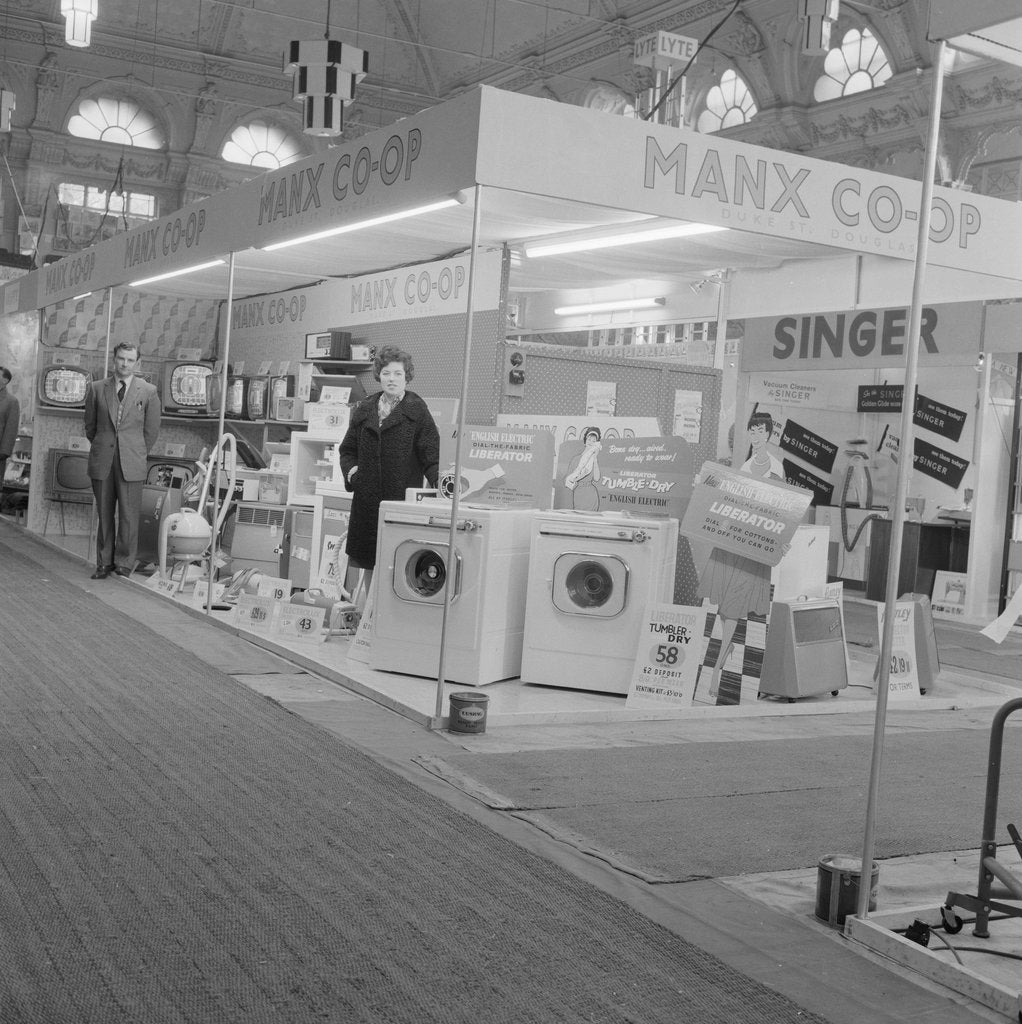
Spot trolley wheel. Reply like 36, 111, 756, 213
757, 692, 765, 699
831, 690, 840, 697
940, 906, 964, 934
920, 689, 927, 695
787, 697, 796, 704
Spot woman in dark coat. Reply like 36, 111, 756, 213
338, 346, 439, 592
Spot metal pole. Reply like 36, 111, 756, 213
91, 285, 115, 564
856, 40, 947, 919
204, 252, 235, 613
434, 185, 484, 722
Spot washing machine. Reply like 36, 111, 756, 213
370, 500, 534, 686
520, 511, 679, 694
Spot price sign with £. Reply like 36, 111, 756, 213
276, 603, 327, 643
876, 601, 921, 699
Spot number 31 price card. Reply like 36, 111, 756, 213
626, 604, 710, 707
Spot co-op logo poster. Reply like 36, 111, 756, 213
642, 137, 982, 258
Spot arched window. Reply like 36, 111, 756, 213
696, 69, 758, 134
221, 121, 303, 169
813, 27, 892, 102
67, 97, 164, 149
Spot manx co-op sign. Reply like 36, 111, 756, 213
740, 301, 983, 370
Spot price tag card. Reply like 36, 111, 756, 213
68, 435, 89, 452
626, 604, 709, 707
233, 594, 278, 633
190, 581, 226, 610
145, 575, 180, 598
256, 576, 292, 601
876, 600, 921, 699
318, 386, 351, 403
278, 361, 291, 375
233, 360, 246, 375
177, 347, 202, 360
275, 603, 327, 643
258, 360, 273, 375
160, 442, 186, 457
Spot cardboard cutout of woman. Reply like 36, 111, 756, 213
564, 425, 602, 511
698, 411, 784, 701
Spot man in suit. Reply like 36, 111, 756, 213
84, 342, 161, 579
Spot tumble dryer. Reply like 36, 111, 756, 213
520, 511, 679, 694
370, 500, 534, 686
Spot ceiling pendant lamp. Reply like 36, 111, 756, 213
283, 2, 368, 137
61, 0, 98, 48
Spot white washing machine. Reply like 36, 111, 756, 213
521, 511, 679, 694
370, 501, 534, 686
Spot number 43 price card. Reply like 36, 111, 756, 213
875, 600, 921, 699
626, 604, 710, 708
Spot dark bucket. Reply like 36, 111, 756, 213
815, 854, 879, 927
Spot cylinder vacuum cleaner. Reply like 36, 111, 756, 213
158, 433, 238, 590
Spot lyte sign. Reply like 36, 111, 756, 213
633, 31, 699, 70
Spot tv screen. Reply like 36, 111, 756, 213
246, 376, 270, 420
225, 375, 246, 418
38, 365, 93, 409
146, 456, 197, 491
48, 449, 93, 503
205, 371, 224, 416
161, 361, 213, 415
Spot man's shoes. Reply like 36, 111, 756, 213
112, 566, 132, 578
90, 568, 110, 580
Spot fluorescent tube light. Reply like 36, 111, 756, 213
129, 259, 226, 288
262, 198, 462, 252
555, 297, 666, 317
526, 222, 726, 259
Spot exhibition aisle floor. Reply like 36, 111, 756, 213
4, 517, 1018, 1023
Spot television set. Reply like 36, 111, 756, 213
205, 371, 225, 416
48, 448, 94, 503
224, 374, 247, 419
145, 455, 197, 492
246, 376, 271, 420
38, 365, 93, 409
161, 360, 213, 416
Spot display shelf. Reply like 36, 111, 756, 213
288, 435, 343, 508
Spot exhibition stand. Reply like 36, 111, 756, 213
2, 86, 1022, 726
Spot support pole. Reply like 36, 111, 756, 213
203, 252, 236, 614
434, 185, 483, 722
856, 40, 947, 919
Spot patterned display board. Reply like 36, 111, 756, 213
497, 341, 722, 605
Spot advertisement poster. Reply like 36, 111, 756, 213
930, 570, 968, 619
553, 436, 694, 519
438, 425, 556, 507
626, 604, 709, 707
876, 601, 922, 699
679, 462, 813, 567
673, 389, 702, 443
585, 380, 617, 416
496, 415, 662, 455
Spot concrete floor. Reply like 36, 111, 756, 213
7, 516, 1022, 1024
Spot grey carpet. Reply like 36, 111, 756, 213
0, 541, 830, 1024
420, 728, 1022, 883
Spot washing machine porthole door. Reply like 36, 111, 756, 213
392, 541, 461, 604
551, 552, 628, 617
